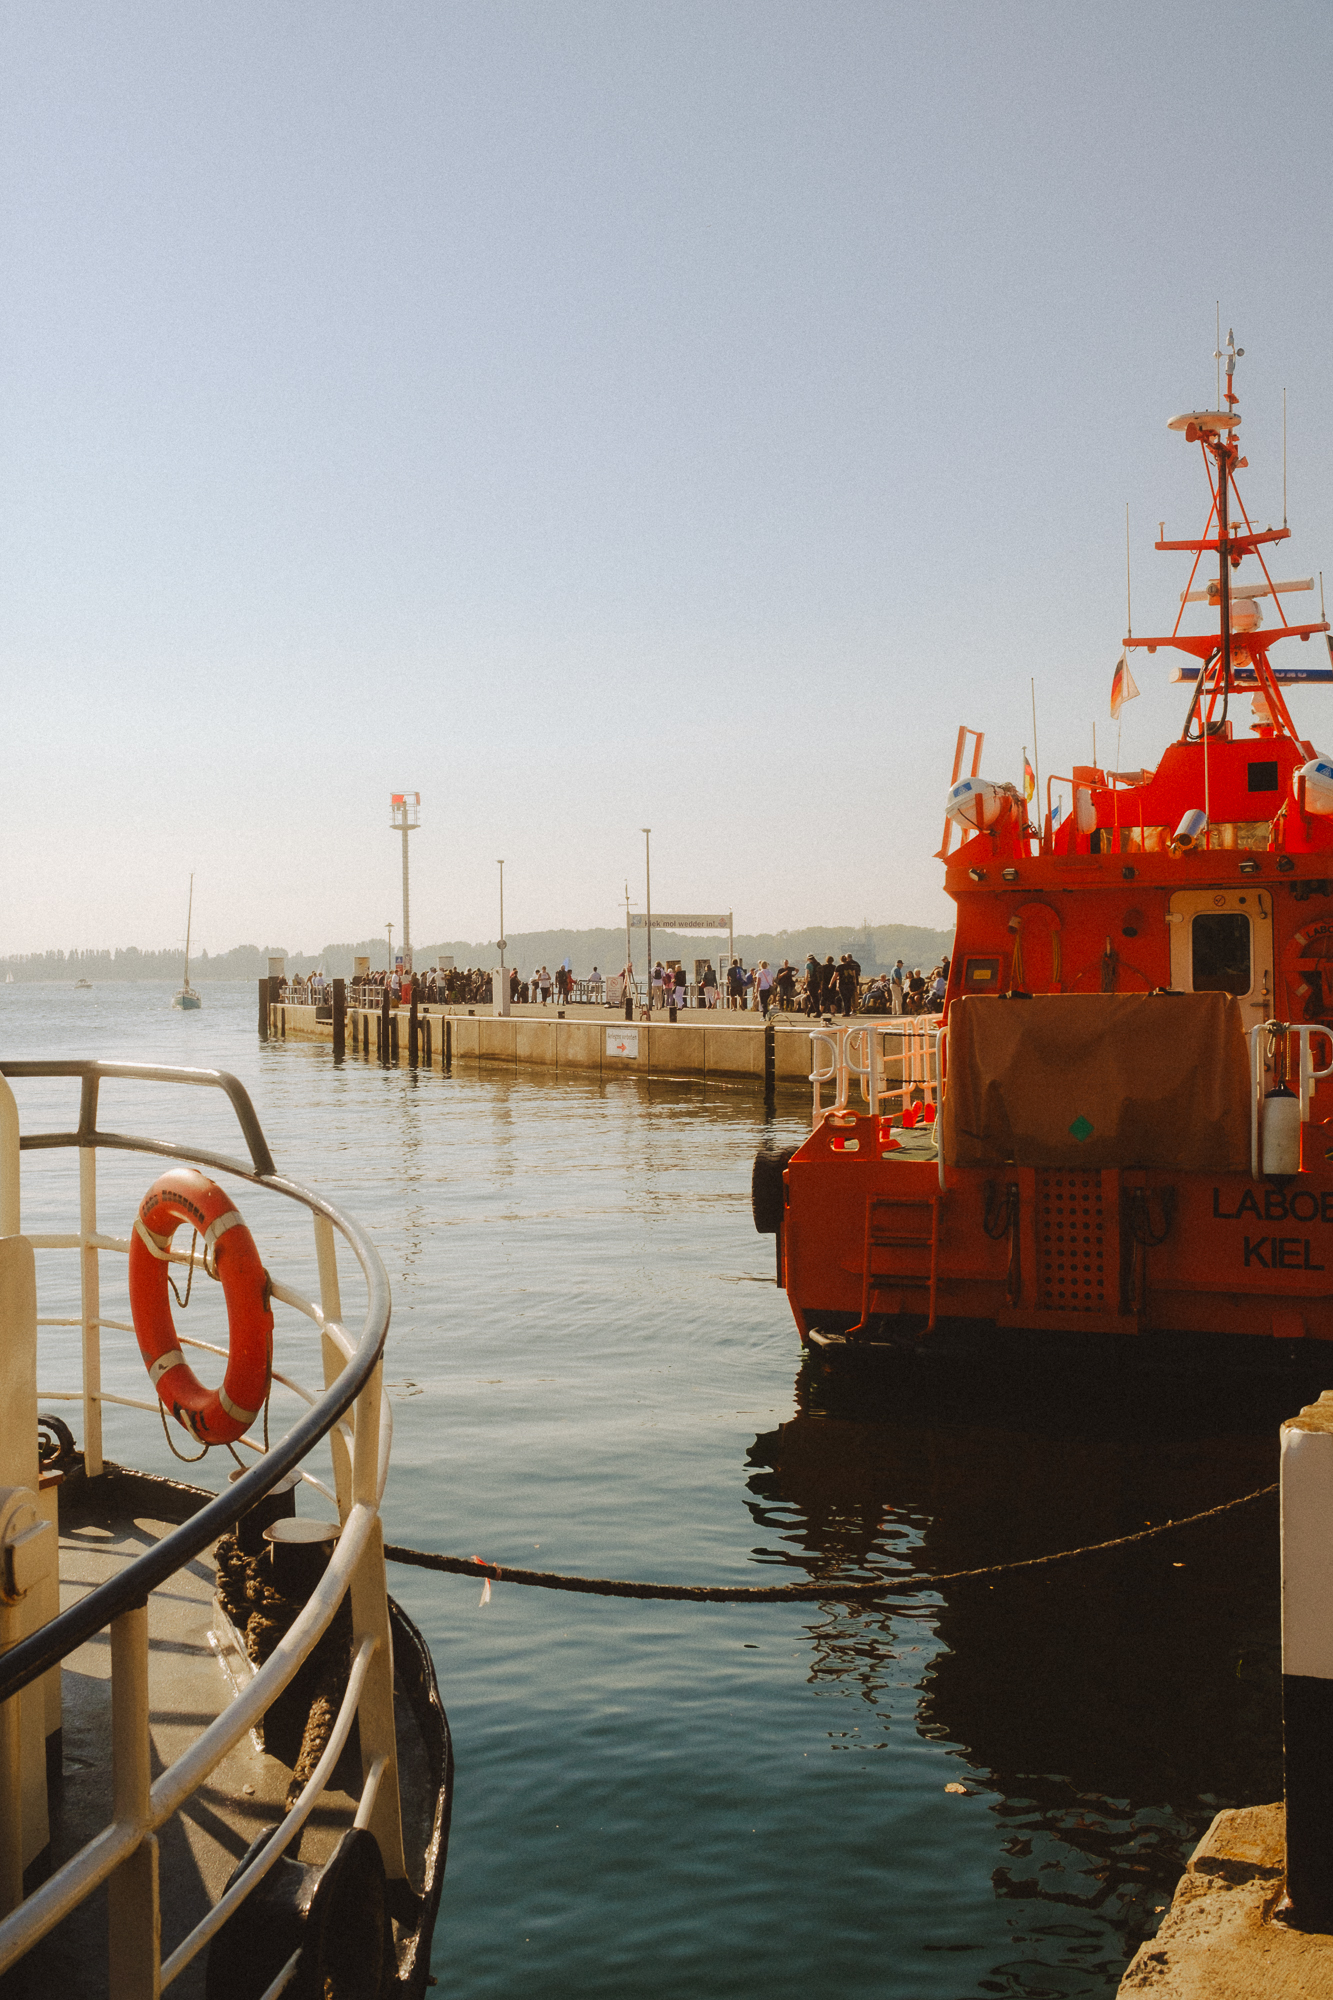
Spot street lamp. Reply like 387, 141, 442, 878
386, 922, 393, 970
497, 861, 506, 967
642, 829, 652, 1015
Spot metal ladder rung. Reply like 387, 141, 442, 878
851, 1192, 943, 1336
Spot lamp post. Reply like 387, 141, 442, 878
495, 859, 510, 1016
642, 828, 652, 1015
386, 922, 393, 965
389, 794, 420, 971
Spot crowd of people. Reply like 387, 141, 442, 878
291, 952, 951, 1018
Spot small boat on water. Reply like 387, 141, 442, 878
174, 873, 203, 1011
759, 336, 1333, 1356
73, 979, 91, 990
0, 1058, 451, 1991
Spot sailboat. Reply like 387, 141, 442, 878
172, 874, 203, 1010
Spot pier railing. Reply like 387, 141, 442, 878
0, 1060, 405, 1996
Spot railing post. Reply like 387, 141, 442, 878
332, 977, 346, 1058
0, 1075, 18, 1237
79, 1146, 103, 1479
348, 1366, 408, 1880
312, 1215, 353, 1523
1280, 1390, 1333, 1929
107, 1603, 160, 1997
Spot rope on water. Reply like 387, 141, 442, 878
383, 1480, 1277, 1603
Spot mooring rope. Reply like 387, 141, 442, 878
383, 1480, 1277, 1603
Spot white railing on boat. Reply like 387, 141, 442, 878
810, 1020, 946, 1126
1248, 1023, 1333, 1178
0, 1060, 405, 1997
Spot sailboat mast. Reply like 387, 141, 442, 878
184, 874, 194, 987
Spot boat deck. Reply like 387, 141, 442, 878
20, 1465, 445, 1998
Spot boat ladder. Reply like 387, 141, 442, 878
850, 1189, 942, 1335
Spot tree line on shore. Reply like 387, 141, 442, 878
0, 921, 953, 984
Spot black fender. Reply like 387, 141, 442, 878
752, 1143, 797, 1235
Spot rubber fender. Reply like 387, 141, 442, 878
752, 1144, 796, 1235
205, 1826, 390, 2000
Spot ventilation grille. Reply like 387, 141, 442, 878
1036, 1170, 1106, 1313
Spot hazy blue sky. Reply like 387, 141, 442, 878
4, 1, 1333, 957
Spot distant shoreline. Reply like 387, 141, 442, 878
1, 919, 954, 985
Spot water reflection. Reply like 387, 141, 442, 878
745, 1352, 1294, 1982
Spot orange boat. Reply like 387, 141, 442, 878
757, 336, 1333, 1356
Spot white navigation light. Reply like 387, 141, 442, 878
945, 774, 1005, 833
1297, 758, 1333, 816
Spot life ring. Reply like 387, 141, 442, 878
128, 1168, 273, 1445
1283, 919, 1333, 1022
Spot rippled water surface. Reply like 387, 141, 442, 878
2, 981, 1305, 1997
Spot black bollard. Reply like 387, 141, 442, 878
332, 978, 345, 1058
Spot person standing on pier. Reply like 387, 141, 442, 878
891, 959, 904, 1014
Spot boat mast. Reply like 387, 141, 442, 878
1212, 329, 1242, 736
183, 874, 193, 990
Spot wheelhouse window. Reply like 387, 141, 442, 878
1191, 913, 1251, 995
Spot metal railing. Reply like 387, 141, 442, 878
0, 1060, 403, 1995
1247, 1023, 1333, 1177
810, 1020, 946, 1123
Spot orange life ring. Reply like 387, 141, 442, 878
1282, 918, 1333, 1021
129, 1168, 273, 1445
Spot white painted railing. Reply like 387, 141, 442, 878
0, 1060, 405, 1996
1248, 1022, 1333, 1177
810, 1019, 946, 1125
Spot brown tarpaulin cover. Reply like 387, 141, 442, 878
940, 992, 1251, 1171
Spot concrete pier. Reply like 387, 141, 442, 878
266, 999, 822, 1086
1117, 1804, 1333, 1995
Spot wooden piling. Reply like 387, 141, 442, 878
408, 990, 419, 1065
258, 979, 269, 1040
332, 979, 345, 1058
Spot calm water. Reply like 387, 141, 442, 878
1, 980, 1305, 1997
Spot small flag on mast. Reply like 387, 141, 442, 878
1110, 654, 1139, 720
1022, 748, 1036, 803
1051, 795, 1063, 828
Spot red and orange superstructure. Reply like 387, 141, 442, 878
758, 338, 1333, 1353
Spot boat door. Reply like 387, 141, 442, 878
1168, 887, 1272, 1023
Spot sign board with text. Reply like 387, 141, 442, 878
628, 913, 730, 930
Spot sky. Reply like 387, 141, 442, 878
5, 1, 1333, 957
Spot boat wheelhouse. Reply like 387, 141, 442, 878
759, 340, 1333, 1353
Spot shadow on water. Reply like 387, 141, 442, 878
743, 1346, 1307, 1990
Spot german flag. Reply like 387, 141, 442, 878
1110, 654, 1139, 719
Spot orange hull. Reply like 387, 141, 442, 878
779, 1112, 1333, 1346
